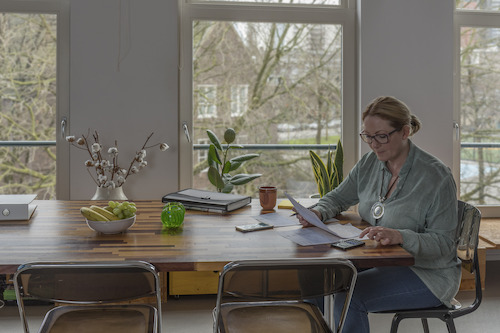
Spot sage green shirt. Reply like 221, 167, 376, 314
316, 140, 460, 307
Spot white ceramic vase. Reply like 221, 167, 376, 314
91, 186, 128, 201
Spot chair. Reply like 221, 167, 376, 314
383, 200, 482, 333
213, 258, 357, 333
14, 261, 162, 333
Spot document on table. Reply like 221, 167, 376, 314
253, 212, 298, 227
280, 193, 365, 246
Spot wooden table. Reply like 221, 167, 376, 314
0, 200, 414, 275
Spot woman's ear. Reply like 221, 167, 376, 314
402, 125, 411, 140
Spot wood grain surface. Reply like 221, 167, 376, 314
0, 200, 414, 274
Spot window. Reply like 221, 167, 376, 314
230, 85, 248, 117
179, 0, 356, 197
0, 1, 69, 199
457, 0, 500, 11
455, 1, 500, 213
197, 84, 218, 118
197, 138, 210, 163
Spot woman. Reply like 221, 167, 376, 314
297, 96, 460, 332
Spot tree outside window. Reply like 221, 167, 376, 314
0, 12, 57, 199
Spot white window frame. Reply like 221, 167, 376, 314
196, 84, 218, 118
178, 0, 357, 189
197, 138, 210, 163
0, 0, 70, 199
454, 6, 500, 216
230, 84, 248, 117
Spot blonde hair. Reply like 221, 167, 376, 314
362, 96, 421, 136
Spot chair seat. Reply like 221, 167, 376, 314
39, 305, 158, 333
219, 301, 332, 333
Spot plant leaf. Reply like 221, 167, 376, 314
228, 161, 242, 172
309, 150, 330, 197
206, 130, 223, 151
222, 161, 232, 174
334, 140, 344, 181
330, 140, 344, 188
228, 144, 244, 149
208, 166, 224, 190
229, 173, 262, 185
230, 153, 260, 162
208, 144, 221, 165
221, 183, 234, 193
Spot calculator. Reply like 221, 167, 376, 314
331, 239, 365, 250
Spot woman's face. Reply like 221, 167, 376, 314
361, 115, 408, 162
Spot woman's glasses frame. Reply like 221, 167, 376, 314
359, 127, 402, 144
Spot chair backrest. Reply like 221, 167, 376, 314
14, 261, 162, 332
454, 200, 482, 315
214, 258, 357, 332
456, 200, 481, 272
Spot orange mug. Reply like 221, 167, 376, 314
259, 186, 277, 210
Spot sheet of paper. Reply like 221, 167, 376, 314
276, 227, 342, 246
253, 212, 298, 227
327, 223, 363, 239
284, 193, 333, 233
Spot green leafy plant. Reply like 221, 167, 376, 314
309, 140, 344, 197
207, 128, 262, 193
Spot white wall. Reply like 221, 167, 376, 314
69, 0, 178, 200
358, 0, 455, 167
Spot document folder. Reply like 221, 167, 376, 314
162, 188, 251, 213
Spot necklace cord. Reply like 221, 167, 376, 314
380, 172, 399, 203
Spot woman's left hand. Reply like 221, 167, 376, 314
360, 226, 403, 246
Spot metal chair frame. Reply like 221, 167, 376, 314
14, 260, 162, 333
213, 257, 357, 333
385, 200, 482, 333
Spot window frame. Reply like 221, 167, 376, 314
0, 0, 70, 199
454, 6, 500, 216
230, 84, 248, 117
178, 0, 357, 189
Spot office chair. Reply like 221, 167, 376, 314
382, 200, 482, 333
14, 261, 162, 333
213, 257, 357, 333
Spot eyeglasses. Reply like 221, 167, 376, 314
359, 128, 401, 144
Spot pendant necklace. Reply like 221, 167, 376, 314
370, 171, 399, 220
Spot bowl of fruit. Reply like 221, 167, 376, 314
81, 201, 137, 234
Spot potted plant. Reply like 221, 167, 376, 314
207, 128, 262, 193
309, 139, 343, 197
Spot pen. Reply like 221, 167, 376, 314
290, 203, 318, 217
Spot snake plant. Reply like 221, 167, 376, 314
309, 140, 344, 197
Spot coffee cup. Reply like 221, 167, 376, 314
259, 186, 277, 210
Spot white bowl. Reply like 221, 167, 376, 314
86, 215, 136, 234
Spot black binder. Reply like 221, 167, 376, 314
162, 188, 251, 213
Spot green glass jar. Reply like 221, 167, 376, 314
161, 202, 185, 228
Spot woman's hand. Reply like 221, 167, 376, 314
360, 226, 403, 246
293, 208, 322, 227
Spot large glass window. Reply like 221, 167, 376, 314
457, 0, 500, 11
180, 0, 355, 197
0, 1, 69, 199
456, 1, 500, 209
